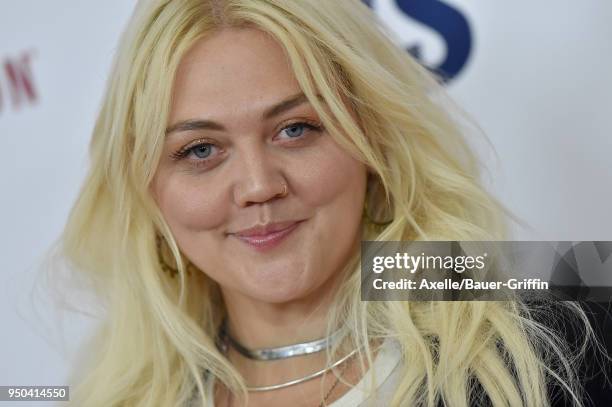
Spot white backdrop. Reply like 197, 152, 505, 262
1, 1, 611, 404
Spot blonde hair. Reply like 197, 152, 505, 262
60, 0, 598, 406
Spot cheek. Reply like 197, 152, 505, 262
153, 172, 227, 232
295, 138, 367, 210
292, 139, 366, 288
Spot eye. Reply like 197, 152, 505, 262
170, 140, 220, 163
282, 123, 306, 138
191, 143, 213, 159
277, 121, 323, 141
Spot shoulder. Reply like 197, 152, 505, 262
559, 301, 612, 406
520, 300, 612, 406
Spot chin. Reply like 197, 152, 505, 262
237, 268, 324, 304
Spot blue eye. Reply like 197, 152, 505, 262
279, 122, 323, 141
190, 143, 213, 159
171, 141, 218, 162
282, 124, 306, 138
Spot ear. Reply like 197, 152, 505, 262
365, 173, 394, 226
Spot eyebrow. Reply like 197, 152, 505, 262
165, 92, 309, 136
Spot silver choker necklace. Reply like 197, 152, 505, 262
217, 320, 347, 361
215, 320, 356, 393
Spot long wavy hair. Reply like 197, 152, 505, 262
60, 0, 598, 406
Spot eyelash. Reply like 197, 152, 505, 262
170, 120, 324, 166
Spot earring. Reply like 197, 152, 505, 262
363, 200, 393, 231
363, 175, 394, 230
155, 234, 180, 278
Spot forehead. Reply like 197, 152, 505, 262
170, 27, 302, 121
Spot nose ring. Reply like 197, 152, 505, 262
279, 182, 288, 197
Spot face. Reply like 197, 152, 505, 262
152, 27, 367, 304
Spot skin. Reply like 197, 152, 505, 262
152, 27, 369, 405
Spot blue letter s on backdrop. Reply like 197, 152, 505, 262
364, 0, 473, 82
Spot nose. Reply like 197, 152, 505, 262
232, 148, 289, 207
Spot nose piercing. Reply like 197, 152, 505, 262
279, 182, 288, 197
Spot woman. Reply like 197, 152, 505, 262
60, 0, 607, 406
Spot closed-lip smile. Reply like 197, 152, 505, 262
231, 220, 304, 251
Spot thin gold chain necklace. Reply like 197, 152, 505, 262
318, 357, 351, 407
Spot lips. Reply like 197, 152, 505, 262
231, 220, 303, 251
233, 220, 300, 237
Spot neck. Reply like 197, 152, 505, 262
217, 269, 348, 385
221, 281, 340, 349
